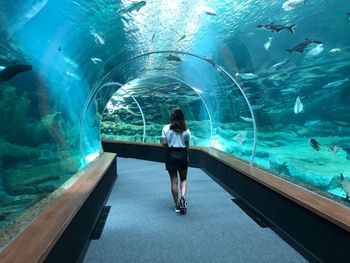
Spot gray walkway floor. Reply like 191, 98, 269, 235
84, 158, 307, 263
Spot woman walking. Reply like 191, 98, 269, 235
161, 107, 191, 214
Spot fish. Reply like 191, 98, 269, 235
264, 37, 273, 50
293, 96, 304, 114
73, 1, 81, 7
340, 173, 350, 200
347, 12, 350, 20
240, 116, 253, 122
305, 44, 324, 58
282, 0, 307, 11
268, 73, 283, 80
281, 87, 298, 94
204, 55, 214, 64
57, 46, 62, 52
0, 64, 33, 82
269, 59, 289, 72
151, 33, 155, 42
93, 32, 105, 46
322, 78, 349, 89
251, 104, 264, 110
235, 72, 258, 80
117, 1, 146, 15
267, 108, 284, 114
304, 120, 320, 126
287, 38, 323, 53
309, 138, 321, 151
257, 22, 297, 34
65, 71, 80, 80
177, 35, 186, 41
166, 55, 182, 62
200, 6, 217, 16
329, 48, 341, 53
90, 57, 103, 64
192, 87, 202, 94
64, 57, 79, 69
328, 143, 340, 154
234, 130, 247, 144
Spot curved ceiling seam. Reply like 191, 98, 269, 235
96, 50, 257, 164
100, 83, 147, 143
153, 73, 213, 147
78, 82, 124, 164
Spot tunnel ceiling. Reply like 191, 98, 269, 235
1, 0, 349, 124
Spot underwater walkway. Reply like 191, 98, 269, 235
83, 157, 307, 263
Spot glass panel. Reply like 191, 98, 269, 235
97, 52, 256, 162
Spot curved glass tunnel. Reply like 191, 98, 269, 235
1, 0, 350, 250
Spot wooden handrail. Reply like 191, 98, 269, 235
0, 152, 116, 263
103, 140, 350, 232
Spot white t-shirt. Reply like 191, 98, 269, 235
162, 124, 191, 148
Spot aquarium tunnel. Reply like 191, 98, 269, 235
1, 0, 350, 262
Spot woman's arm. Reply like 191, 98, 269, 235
162, 137, 168, 146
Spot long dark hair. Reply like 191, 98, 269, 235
170, 106, 187, 132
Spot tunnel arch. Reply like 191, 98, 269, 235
79, 50, 257, 164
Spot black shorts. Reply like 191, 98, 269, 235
165, 147, 188, 172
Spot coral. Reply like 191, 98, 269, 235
0, 86, 50, 146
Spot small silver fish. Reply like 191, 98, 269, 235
269, 59, 289, 72
264, 37, 273, 50
91, 57, 103, 64
322, 78, 349, 89
304, 120, 320, 126
328, 143, 340, 154
234, 130, 247, 144
235, 72, 258, 80
73, 1, 81, 7
281, 87, 298, 95
309, 138, 321, 151
329, 48, 341, 53
340, 173, 350, 200
66, 71, 80, 80
93, 32, 105, 46
240, 116, 253, 122
294, 96, 304, 114
282, 0, 307, 11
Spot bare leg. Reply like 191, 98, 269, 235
169, 171, 179, 205
179, 168, 188, 198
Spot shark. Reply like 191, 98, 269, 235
117, 1, 146, 15
257, 22, 297, 34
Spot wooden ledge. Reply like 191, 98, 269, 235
0, 152, 116, 263
102, 140, 350, 232
200, 147, 350, 232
